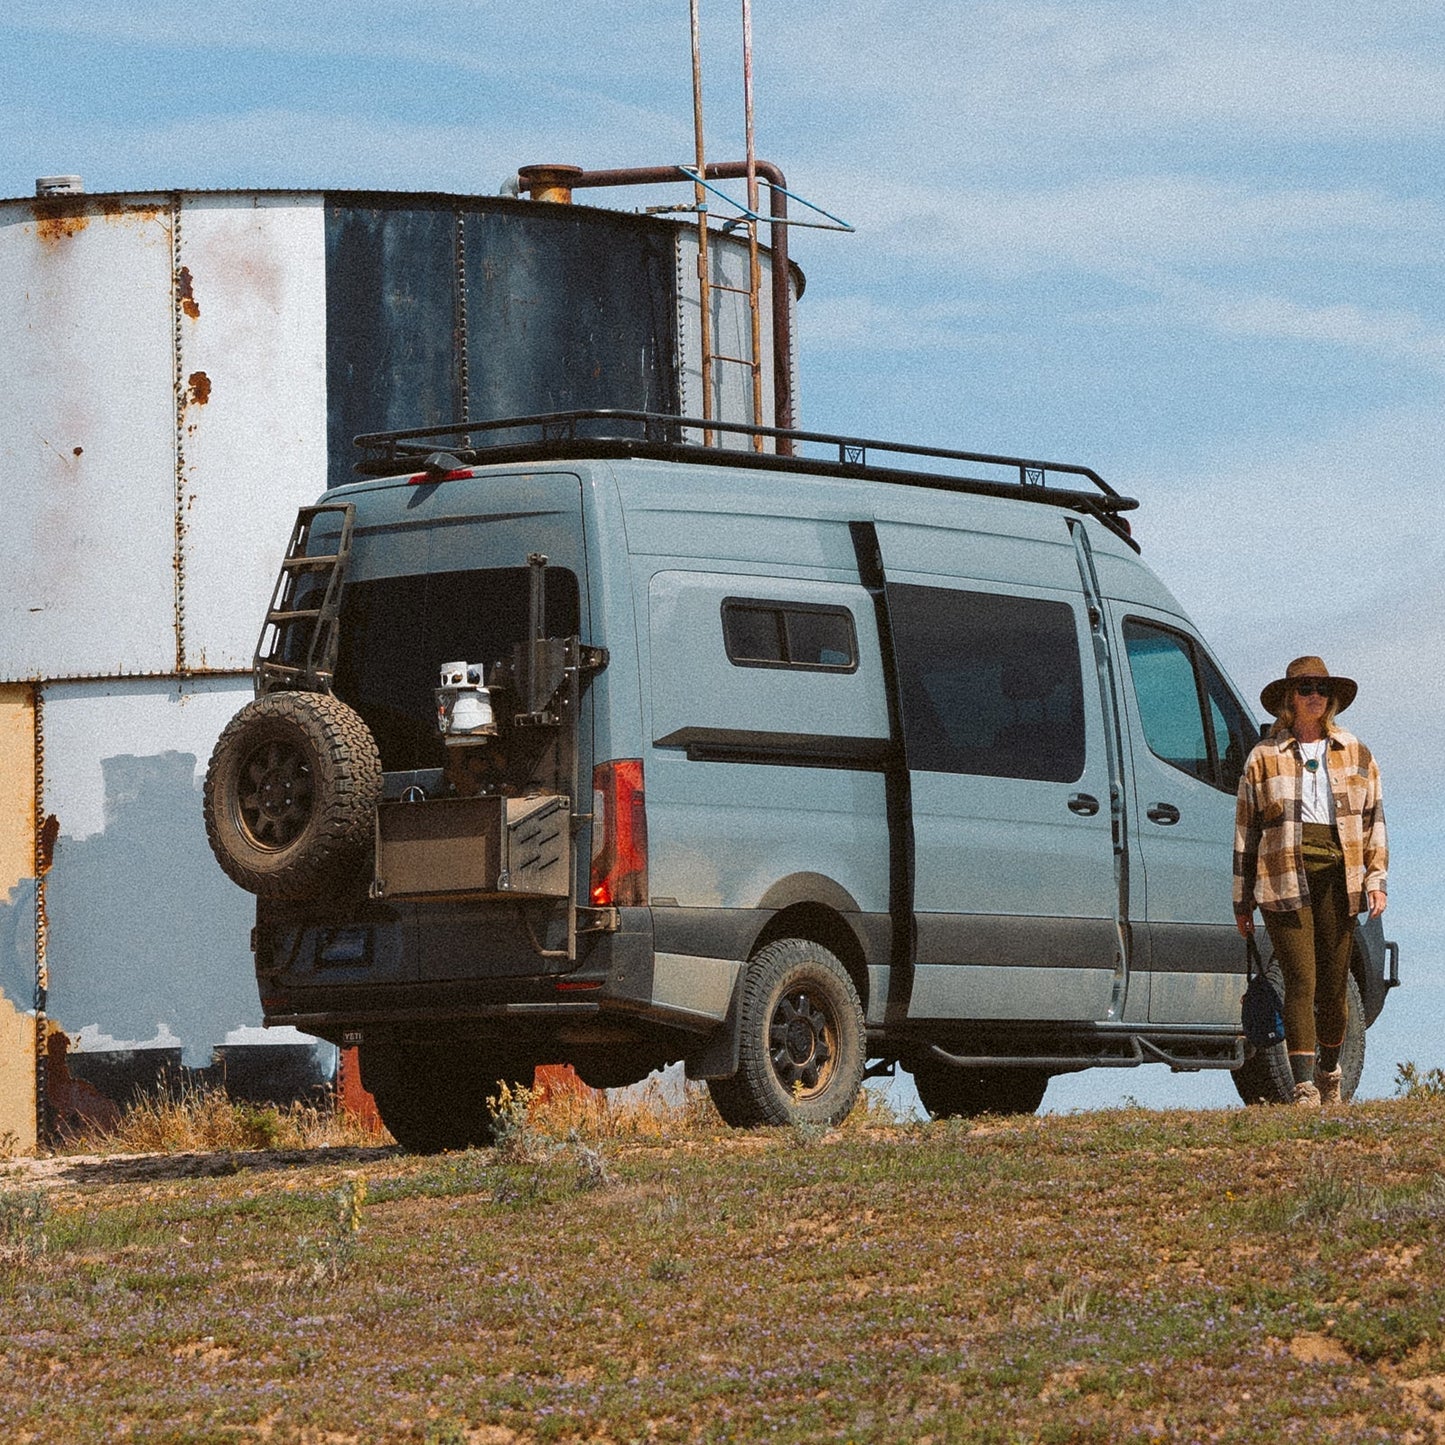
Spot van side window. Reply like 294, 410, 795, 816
721, 599, 858, 672
1123, 621, 1254, 792
889, 584, 1086, 783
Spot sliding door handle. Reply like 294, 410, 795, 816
1146, 802, 1181, 825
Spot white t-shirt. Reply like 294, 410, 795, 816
1299, 737, 1335, 825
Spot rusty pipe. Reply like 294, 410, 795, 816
516, 160, 797, 450
517, 164, 585, 204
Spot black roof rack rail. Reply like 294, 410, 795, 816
352, 409, 1140, 546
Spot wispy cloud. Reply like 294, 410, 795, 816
1201, 293, 1445, 366
813, 174, 1445, 280
790, 172, 1445, 375
769, 3, 1445, 153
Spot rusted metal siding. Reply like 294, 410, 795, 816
174, 195, 329, 671
676, 229, 784, 442
0, 183, 795, 1150
0, 684, 38, 1154
324, 201, 462, 482
322, 195, 683, 489
0, 191, 328, 683
460, 201, 679, 427
31, 679, 259, 1064
0, 196, 178, 681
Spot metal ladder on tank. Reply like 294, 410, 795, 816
688, 0, 766, 451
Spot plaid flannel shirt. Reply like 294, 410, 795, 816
1233, 726, 1388, 916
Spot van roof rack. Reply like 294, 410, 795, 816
353, 409, 1139, 544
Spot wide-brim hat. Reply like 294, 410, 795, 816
1260, 655, 1358, 717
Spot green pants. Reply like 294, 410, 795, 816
1263, 824, 1356, 1056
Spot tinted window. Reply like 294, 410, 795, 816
1202, 654, 1256, 792
722, 599, 857, 672
1123, 624, 1210, 782
890, 585, 1086, 782
1123, 621, 1254, 792
335, 566, 579, 770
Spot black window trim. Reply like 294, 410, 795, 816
720, 596, 860, 674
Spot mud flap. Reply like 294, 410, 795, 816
684, 978, 743, 1080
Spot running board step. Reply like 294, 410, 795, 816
927, 1033, 1245, 1074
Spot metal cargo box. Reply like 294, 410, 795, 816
373, 793, 571, 901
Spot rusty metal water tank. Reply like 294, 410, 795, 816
0, 182, 802, 1151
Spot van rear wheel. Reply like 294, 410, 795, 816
911, 1059, 1050, 1118
359, 1042, 534, 1153
707, 938, 865, 1129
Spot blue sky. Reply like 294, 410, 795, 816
3, 1, 1440, 1106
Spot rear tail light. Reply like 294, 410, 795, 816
590, 759, 648, 907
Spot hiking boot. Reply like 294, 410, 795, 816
1317, 1067, 1343, 1106
1292, 1080, 1321, 1109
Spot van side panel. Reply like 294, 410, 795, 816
877, 517, 1123, 1024
621, 477, 893, 1012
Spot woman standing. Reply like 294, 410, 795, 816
1233, 656, 1388, 1106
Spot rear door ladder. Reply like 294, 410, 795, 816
253, 502, 356, 695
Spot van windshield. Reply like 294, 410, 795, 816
333, 565, 579, 771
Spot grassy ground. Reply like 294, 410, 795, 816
2, 1092, 1445, 1444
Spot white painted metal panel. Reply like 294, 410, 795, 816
34, 677, 260, 1064
676, 230, 782, 445
176, 195, 330, 672
0, 196, 179, 680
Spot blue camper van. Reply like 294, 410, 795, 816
203, 411, 1398, 1149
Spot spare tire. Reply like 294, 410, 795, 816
203, 691, 381, 900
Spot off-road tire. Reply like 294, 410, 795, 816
359, 1042, 535, 1154
911, 1059, 1051, 1119
204, 691, 381, 900
707, 938, 865, 1129
1232, 956, 1366, 1105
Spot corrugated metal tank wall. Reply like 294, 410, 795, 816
324, 195, 683, 485
0, 185, 798, 1144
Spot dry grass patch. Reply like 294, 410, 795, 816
3, 1097, 1445, 1442
58, 1081, 384, 1156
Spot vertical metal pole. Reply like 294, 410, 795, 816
170, 195, 190, 675
690, 0, 715, 444
741, 0, 765, 449
33, 686, 49, 1146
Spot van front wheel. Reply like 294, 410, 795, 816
912, 1059, 1050, 1118
1232, 970, 1365, 1105
707, 939, 865, 1129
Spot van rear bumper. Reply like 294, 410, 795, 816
260, 907, 734, 1042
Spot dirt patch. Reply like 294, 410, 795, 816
1398, 1375, 1445, 1440
1290, 1332, 1354, 1365
1, 1145, 395, 1191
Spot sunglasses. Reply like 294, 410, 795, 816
1293, 681, 1331, 698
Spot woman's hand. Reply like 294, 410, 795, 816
1368, 889, 1387, 918
1235, 911, 1255, 937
